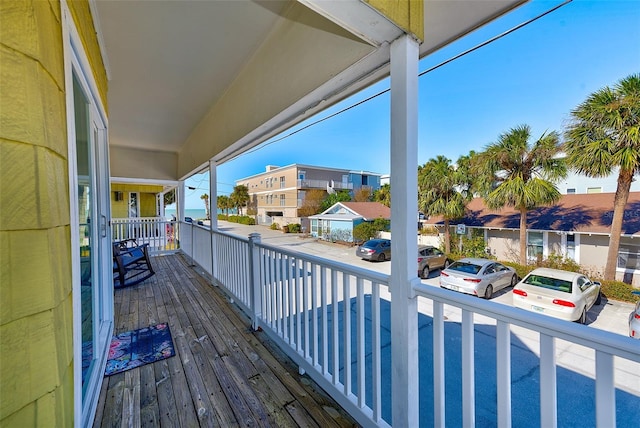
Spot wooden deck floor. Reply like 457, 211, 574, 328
94, 253, 357, 428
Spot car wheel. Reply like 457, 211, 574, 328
443, 259, 451, 269
421, 266, 429, 279
577, 307, 587, 324
510, 274, 518, 287
595, 290, 602, 305
378, 253, 386, 262
483, 284, 493, 299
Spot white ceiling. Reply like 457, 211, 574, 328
94, 0, 526, 180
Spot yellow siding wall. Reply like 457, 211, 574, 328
366, 0, 424, 41
0, 1, 107, 425
110, 184, 163, 218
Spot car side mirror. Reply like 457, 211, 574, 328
593, 281, 601, 286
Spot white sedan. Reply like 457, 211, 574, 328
513, 267, 602, 324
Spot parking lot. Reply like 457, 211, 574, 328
218, 221, 635, 338
216, 221, 639, 408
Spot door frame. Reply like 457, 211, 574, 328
62, 2, 114, 426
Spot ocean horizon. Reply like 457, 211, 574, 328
165, 207, 236, 220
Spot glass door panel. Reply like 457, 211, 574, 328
74, 74, 97, 399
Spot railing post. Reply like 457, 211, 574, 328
248, 233, 262, 331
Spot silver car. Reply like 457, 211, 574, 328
356, 239, 391, 262
513, 268, 601, 324
418, 245, 450, 278
440, 258, 517, 299
630, 291, 640, 338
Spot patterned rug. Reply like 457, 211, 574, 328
105, 323, 175, 376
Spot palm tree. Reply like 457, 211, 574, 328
418, 155, 471, 253
373, 183, 391, 207
217, 195, 231, 218
230, 185, 250, 215
474, 125, 566, 265
200, 193, 210, 219
564, 73, 640, 280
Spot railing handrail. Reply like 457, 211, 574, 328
414, 283, 640, 362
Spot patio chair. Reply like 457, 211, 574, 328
113, 238, 155, 288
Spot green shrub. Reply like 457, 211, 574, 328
353, 222, 377, 243
419, 225, 439, 235
536, 253, 582, 272
270, 223, 280, 230
600, 280, 640, 302
287, 223, 301, 233
501, 261, 536, 281
225, 215, 256, 225
450, 230, 491, 259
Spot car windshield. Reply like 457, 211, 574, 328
364, 241, 382, 248
523, 274, 572, 293
448, 262, 482, 275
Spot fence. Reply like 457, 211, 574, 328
112, 217, 179, 254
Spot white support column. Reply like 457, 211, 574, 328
389, 34, 420, 428
209, 159, 218, 283
209, 159, 218, 231
177, 180, 185, 221
158, 192, 165, 217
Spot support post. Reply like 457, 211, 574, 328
248, 232, 262, 330
209, 159, 218, 283
389, 34, 420, 428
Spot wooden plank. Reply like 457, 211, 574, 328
92, 370, 110, 428
151, 261, 179, 428
99, 374, 125, 428
286, 400, 321, 428
246, 374, 298, 428
158, 274, 218, 427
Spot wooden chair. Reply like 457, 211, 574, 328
113, 239, 155, 288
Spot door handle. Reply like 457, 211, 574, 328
100, 215, 107, 238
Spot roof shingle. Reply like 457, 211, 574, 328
424, 192, 640, 235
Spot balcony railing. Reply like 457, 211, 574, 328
179, 221, 640, 427
112, 217, 179, 254
297, 179, 353, 190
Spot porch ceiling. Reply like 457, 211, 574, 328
95, 0, 526, 181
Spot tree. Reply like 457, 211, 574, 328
474, 125, 566, 265
564, 73, 640, 280
320, 189, 351, 212
230, 185, 250, 215
418, 155, 471, 253
353, 187, 372, 202
373, 184, 391, 207
217, 195, 232, 217
298, 189, 326, 217
200, 193, 210, 219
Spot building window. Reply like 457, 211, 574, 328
280, 194, 285, 206
280, 176, 285, 188
129, 192, 139, 218
527, 231, 544, 261
567, 188, 576, 194
587, 187, 602, 193
299, 171, 306, 180
618, 243, 640, 270
566, 234, 576, 260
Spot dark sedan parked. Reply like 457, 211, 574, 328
356, 239, 391, 262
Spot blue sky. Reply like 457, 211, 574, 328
181, 0, 639, 209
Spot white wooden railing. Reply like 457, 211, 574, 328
112, 217, 179, 254
179, 221, 640, 427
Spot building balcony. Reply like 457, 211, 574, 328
107, 220, 638, 427
297, 179, 354, 191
